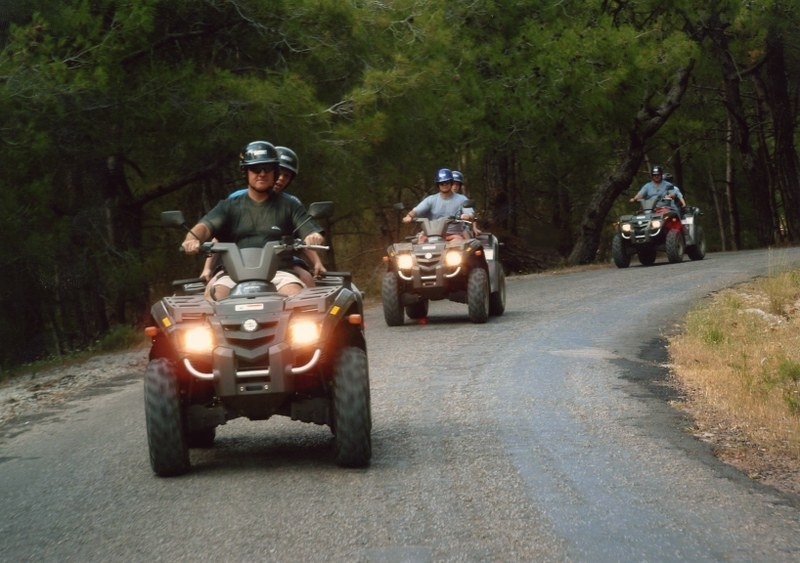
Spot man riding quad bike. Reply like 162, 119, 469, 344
612, 192, 706, 268
381, 204, 506, 325
143, 201, 371, 476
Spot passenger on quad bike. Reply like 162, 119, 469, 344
199, 145, 324, 289
451, 170, 466, 194
451, 170, 480, 236
181, 140, 325, 299
630, 165, 687, 216
402, 168, 475, 242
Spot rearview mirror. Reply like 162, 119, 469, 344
308, 201, 334, 220
161, 210, 187, 228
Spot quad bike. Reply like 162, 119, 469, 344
143, 201, 370, 476
381, 208, 506, 325
612, 194, 706, 268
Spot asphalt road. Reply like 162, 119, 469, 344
3, 248, 800, 562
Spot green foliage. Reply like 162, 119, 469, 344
95, 324, 146, 352
0, 0, 798, 368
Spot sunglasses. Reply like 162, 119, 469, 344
248, 165, 274, 175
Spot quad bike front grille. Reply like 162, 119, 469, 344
414, 249, 444, 275
219, 317, 281, 349
209, 315, 286, 364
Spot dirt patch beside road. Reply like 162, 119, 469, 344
0, 347, 148, 427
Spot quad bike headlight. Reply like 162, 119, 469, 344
650, 219, 662, 229
396, 253, 414, 270
621, 223, 632, 233
182, 326, 214, 354
444, 250, 463, 267
289, 319, 320, 347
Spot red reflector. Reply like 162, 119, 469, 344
347, 314, 363, 325
144, 326, 158, 337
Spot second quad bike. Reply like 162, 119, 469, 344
381, 213, 506, 325
612, 194, 706, 268
144, 202, 371, 476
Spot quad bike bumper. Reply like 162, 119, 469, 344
399, 263, 461, 289
182, 343, 321, 392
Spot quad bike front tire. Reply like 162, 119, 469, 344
144, 358, 190, 477
686, 226, 706, 261
666, 229, 685, 263
405, 299, 429, 320
332, 347, 372, 468
489, 267, 506, 316
467, 268, 490, 323
611, 233, 631, 268
381, 272, 404, 327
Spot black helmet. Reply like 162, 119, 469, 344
239, 141, 279, 170
452, 170, 464, 184
651, 165, 663, 176
663, 172, 673, 182
276, 146, 299, 175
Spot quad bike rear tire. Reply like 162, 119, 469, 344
332, 347, 372, 468
666, 229, 685, 263
637, 246, 657, 266
405, 299, 429, 320
686, 226, 706, 261
489, 267, 506, 316
144, 358, 190, 477
611, 233, 631, 268
186, 427, 216, 448
381, 272, 404, 326
467, 268, 490, 323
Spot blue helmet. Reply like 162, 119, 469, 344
436, 168, 454, 184
452, 170, 464, 184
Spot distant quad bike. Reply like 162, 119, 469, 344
612, 194, 706, 268
144, 202, 371, 477
381, 211, 506, 325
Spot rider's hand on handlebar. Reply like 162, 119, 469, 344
304, 232, 325, 246
182, 238, 201, 255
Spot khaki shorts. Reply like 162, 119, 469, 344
206, 270, 304, 300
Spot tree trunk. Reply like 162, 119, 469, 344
706, 24, 774, 245
762, 30, 800, 241
708, 167, 727, 251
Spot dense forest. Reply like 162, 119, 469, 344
1, 0, 798, 368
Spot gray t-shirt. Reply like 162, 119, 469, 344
413, 192, 470, 234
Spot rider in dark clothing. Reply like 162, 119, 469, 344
181, 140, 324, 299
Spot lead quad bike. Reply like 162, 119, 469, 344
381, 211, 506, 325
144, 201, 370, 476
612, 194, 706, 268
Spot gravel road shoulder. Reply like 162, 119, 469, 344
0, 346, 148, 428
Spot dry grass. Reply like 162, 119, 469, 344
669, 268, 800, 494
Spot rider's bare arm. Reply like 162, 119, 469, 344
181, 223, 212, 254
